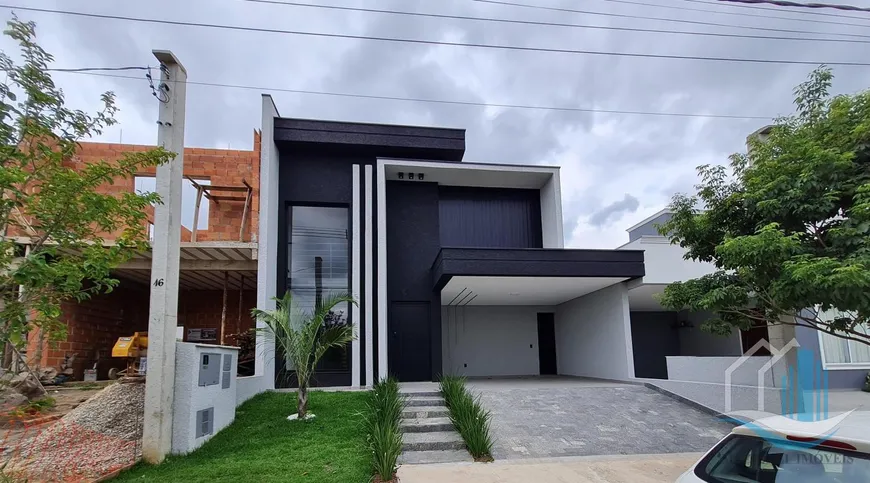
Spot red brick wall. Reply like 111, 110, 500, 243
179, 289, 257, 347
12, 131, 261, 242
26, 284, 150, 379
27, 287, 257, 380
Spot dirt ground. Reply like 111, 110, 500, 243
45, 383, 107, 413
0, 383, 106, 460
397, 452, 702, 483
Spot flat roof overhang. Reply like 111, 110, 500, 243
432, 247, 645, 292
274, 117, 466, 161
627, 282, 669, 311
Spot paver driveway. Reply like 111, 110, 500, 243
468, 377, 733, 460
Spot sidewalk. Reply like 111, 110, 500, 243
641, 378, 870, 417
397, 452, 702, 483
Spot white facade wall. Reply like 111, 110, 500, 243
619, 236, 715, 285
172, 343, 238, 454
555, 283, 634, 380
441, 305, 545, 377
540, 172, 564, 248
666, 356, 773, 386
238, 94, 280, 405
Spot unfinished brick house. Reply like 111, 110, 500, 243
23, 131, 262, 380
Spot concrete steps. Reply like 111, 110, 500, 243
399, 449, 472, 465
399, 390, 471, 465
406, 397, 445, 407
401, 417, 453, 433
402, 406, 449, 419
403, 431, 465, 451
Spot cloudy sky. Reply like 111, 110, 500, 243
2, 0, 869, 248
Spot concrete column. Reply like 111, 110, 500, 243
768, 318, 798, 389
143, 50, 187, 464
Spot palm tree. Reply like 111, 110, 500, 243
252, 291, 357, 419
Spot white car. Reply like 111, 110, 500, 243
677, 411, 870, 482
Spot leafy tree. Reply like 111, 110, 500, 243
252, 291, 356, 419
659, 67, 870, 347
0, 17, 172, 357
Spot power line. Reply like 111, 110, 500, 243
3, 4, 870, 66
681, 0, 870, 20
50, 68, 776, 121
241, 0, 870, 44
45, 66, 150, 73
591, 0, 870, 28
716, 0, 870, 13
470, 0, 870, 39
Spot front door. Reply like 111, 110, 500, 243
389, 302, 432, 382
537, 313, 557, 375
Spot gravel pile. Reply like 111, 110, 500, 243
7, 381, 145, 482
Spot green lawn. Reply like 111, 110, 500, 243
115, 391, 371, 483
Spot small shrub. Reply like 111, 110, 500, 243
9, 397, 55, 418
364, 377, 406, 482
439, 375, 493, 461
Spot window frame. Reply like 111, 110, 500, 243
818, 329, 870, 371
285, 203, 353, 374
814, 307, 870, 371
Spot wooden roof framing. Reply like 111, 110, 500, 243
186, 177, 254, 242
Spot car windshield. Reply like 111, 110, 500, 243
697, 434, 870, 483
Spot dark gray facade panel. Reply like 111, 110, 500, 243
279, 154, 355, 206
274, 118, 465, 161
438, 186, 542, 249
386, 181, 442, 381
629, 212, 673, 241
277, 152, 357, 388
432, 247, 645, 289
276, 117, 465, 140
795, 324, 865, 389
277, 130, 464, 153
630, 311, 680, 379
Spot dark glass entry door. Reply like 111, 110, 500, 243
537, 313, 557, 375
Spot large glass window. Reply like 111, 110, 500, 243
817, 309, 870, 368
287, 205, 350, 372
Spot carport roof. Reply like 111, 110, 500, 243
432, 247, 645, 291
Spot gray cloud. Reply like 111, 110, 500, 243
3, 0, 868, 249
588, 194, 640, 227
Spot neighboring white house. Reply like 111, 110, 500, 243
618, 209, 868, 390
617, 209, 759, 382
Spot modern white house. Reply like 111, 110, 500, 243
236, 95, 649, 401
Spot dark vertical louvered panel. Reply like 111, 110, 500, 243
438, 186, 542, 248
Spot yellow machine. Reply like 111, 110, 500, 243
110, 332, 149, 379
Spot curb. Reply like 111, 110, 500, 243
643, 382, 736, 425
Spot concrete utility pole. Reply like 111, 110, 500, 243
142, 50, 187, 464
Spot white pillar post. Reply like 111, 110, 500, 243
364, 165, 374, 385
351, 165, 361, 387
143, 50, 186, 464
376, 161, 388, 380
